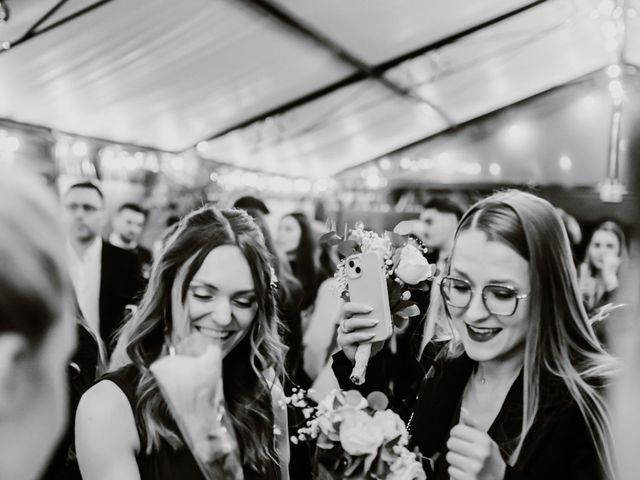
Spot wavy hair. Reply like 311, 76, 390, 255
441, 190, 618, 479
110, 206, 284, 476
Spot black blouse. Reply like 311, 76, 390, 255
332, 343, 604, 480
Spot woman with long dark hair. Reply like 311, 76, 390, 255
334, 190, 617, 480
276, 212, 327, 311
76, 206, 289, 479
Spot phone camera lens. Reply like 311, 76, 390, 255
349, 261, 354, 268
355, 267, 361, 274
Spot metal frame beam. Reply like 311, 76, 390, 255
198, 0, 549, 144
1, 0, 117, 53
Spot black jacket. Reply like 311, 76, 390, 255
332, 343, 604, 480
99, 241, 144, 352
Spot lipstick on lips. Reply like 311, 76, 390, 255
466, 324, 502, 343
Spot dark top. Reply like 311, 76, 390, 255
332, 343, 604, 480
103, 365, 281, 480
102, 365, 205, 480
99, 241, 145, 353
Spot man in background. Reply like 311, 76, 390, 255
418, 197, 464, 274
109, 203, 152, 279
63, 182, 144, 354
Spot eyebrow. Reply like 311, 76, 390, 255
190, 280, 256, 296
450, 268, 521, 287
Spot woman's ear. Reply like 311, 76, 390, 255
0, 333, 29, 416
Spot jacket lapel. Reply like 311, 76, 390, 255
410, 354, 474, 457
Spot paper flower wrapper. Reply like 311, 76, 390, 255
150, 339, 244, 479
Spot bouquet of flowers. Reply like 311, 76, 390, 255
150, 336, 244, 479
285, 388, 426, 480
321, 224, 434, 384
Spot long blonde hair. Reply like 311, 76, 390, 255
441, 190, 618, 478
110, 206, 284, 476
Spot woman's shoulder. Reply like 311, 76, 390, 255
79, 364, 141, 424
76, 374, 141, 454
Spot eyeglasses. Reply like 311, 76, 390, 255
438, 276, 529, 317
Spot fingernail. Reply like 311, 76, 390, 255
368, 319, 379, 325
366, 306, 373, 313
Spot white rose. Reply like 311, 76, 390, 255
373, 410, 406, 443
339, 410, 384, 456
388, 451, 426, 480
395, 244, 433, 285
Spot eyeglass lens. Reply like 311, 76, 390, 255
440, 277, 519, 316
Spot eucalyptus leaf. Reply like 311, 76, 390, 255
338, 240, 359, 258
320, 231, 343, 246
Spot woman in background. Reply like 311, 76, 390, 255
578, 220, 626, 317
76, 206, 289, 479
276, 212, 327, 312
0, 169, 76, 480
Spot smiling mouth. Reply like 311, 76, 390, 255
465, 324, 503, 343
195, 326, 234, 341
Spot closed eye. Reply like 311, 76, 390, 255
190, 285, 215, 301
488, 287, 516, 300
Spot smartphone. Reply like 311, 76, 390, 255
345, 251, 393, 342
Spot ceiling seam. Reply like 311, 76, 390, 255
194, 0, 550, 146
336, 64, 624, 177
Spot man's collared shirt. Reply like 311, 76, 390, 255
67, 239, 102, 334
108, 232, 136, 250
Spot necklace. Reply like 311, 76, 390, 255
476, 366, 487, 385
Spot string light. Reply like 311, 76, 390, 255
559, 155, 572, 171
606, 63, 621, 78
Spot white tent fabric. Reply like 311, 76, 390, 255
0, 0, 635, 179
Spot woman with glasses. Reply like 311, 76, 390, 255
332, 190, 617, 480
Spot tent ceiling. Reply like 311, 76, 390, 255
0, 0, 635, 179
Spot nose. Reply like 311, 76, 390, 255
210, 297, 233, 328
465, 290, 490, 323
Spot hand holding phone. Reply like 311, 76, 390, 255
345, 251, 393, 342
344, 251, 393, 385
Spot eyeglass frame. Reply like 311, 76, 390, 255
437, 275, 530, 317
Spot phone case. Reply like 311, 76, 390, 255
345, 251, 393, 342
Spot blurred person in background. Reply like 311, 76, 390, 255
0, 169, 76, 480
578, 220, 627, 317
611, 230, 640, 480
276, 212, 328, 313
419, 197, 465, 273
109, 203, 153, 280
233, 195, 270, 217
63, 182, 144, 354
